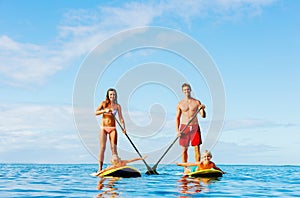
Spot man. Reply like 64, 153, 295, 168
176, 83, 206, 164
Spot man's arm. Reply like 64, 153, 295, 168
198, 102, 206, 118
175, 104, 182, 136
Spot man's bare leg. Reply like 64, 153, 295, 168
182, 146, 188, 172
182, 146, 188, 162
194, 145, 200, 162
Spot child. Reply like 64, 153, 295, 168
96, 154, 147, 176
175, 150, 225, 174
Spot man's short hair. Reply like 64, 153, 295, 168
182, 83, 191, 90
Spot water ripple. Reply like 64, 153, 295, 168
1, 164, 299, 197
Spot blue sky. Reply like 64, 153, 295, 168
0, 0, 299, 166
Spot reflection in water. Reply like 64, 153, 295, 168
178, 175, 221, 196
178, 175, 202, 196
96, 177, 120, 198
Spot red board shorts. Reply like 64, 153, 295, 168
179, 124, 202, 147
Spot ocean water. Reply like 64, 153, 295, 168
0, 164, 299, 197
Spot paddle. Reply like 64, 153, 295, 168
112, 113, 158, 175
145, 106, 202, 175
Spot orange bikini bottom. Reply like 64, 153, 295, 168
102, 126, 116, 134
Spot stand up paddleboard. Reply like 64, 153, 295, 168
187, 169, 223, 178
90, 166, 141, 178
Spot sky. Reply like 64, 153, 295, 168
0, 0, 299, 166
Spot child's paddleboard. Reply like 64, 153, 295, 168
187, 169, 223, 178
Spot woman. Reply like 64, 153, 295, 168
95, 88, 126, 172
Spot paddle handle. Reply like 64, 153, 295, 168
124, 133, 145, 161
152, 106, 203, 169
152, 136, 179, 170
112, 114, 154, 172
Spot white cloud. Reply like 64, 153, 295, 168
0, 0, 276, 87
0, 104, 85, 160
212, 141, 279, 164
100, 2, 161, 27
223, 118, 298, 131
2, 103, 297, 164
0, 103, 99, 163
0, 36, 62, 86
0, 103, 73, 132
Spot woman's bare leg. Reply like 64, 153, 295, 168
98, 129, 107, 172
109, 130, 118, 156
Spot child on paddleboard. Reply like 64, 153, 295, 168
175, 150, 225, 174
95, 154, 147, 176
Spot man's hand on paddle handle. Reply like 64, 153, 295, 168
176, 128, 182, 137
199, 104, 205, 110
199, 104, 206, 118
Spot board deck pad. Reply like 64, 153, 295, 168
187, 169, 223, 178
90, 166, 141, 178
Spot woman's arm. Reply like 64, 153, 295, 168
117, 105, 126, 133
95, 102, 108, 116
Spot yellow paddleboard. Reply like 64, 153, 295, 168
188, 169, 223, 178
90, 166, 141, 178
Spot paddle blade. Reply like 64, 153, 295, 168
145, 169, 159, 175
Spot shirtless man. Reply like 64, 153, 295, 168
176, 83, 206, 164
95, 88, 126, 172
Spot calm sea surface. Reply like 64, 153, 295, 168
0, 164, 299, 197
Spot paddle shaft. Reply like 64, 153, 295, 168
150, 107, 202, 170
112, 114, 156, 174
